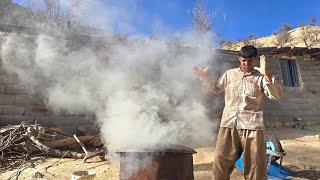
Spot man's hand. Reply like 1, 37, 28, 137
254, 55, 272, 81
193, 65, 209, 81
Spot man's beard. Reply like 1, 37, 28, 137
241, 66, 253, 72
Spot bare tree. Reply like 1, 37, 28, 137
299, 23, 320, 47
313, 27, 320, 42
310, 16, 318, 26
238, 38, 248, 46
218, 39, 233, 47
190, 1, 215, 37
1, 0, 106, 33
0, 0, 12, 18
274, 23, 292, 46
299, 24, 312, 47
248, 33, 255, 41
22, 0, 84, 31
247, 33, 257, 46
0, 0, 31, 25
234, 33, 256, 47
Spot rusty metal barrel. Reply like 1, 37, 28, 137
117, 144, 196, 180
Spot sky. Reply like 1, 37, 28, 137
12, 0, 320, 42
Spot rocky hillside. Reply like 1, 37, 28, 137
0, 0, 106, 35
0, 0, 28, 23
220, 25, 320, 51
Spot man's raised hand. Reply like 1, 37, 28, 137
254, 55, 272, 81
193, 65, 209, 81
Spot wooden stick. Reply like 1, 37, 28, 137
73, 134, 88, 155
73, 134, 106, 163
29, 136, 50, 152
83, 149, 106, 162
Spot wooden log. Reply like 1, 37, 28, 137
77, 126, 91, 136
29, 135, 85, 159
89, 136, 104, 147
43, 135, 95, 148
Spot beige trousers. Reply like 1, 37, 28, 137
212, 127, 267, 180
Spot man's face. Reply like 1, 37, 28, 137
239, 56, 257, 72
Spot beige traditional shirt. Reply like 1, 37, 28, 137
202, 68, 281, 130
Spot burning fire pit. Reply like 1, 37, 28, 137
117, 145, 196, 180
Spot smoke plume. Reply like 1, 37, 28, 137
0, 1, 220, 154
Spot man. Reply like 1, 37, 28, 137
193, 45, 281, 180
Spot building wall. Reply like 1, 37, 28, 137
0, 67, 96, 132
263, 55, 320, 127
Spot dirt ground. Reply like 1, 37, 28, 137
1, 126, 319, 180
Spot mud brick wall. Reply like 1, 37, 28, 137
0, 69, 97, 132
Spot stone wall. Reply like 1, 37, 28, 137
263, 55, 320, 128
0, 68, 97, 132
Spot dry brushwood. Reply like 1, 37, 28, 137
0, 122, 30, 172
0, 121, 107, 175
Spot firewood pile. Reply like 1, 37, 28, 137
0, 121, 106, 173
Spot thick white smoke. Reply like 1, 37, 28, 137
0, 1, 221, 153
